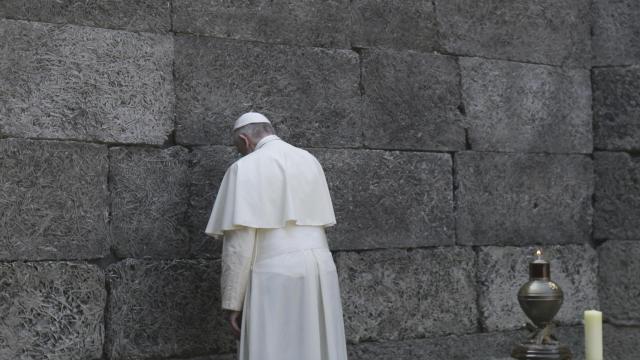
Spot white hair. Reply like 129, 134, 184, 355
233, 122, 275, 143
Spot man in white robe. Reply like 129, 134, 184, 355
205, 112, 348, 360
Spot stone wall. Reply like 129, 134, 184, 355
0, 1, 638, 359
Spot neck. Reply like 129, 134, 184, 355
255, 134, 279, 150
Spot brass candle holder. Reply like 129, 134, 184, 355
511, 249, 572, 360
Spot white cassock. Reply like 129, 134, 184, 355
205, 135, 348, 360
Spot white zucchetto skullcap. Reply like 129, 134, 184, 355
233, 112, 271, 130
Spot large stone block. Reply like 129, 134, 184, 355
0, 19, 174, 144
603, 324, 640, 360
106, 259, 235, 359
312, 149, 454, 250
335, 247, 477, 343
477, 245, 598, 331
347, 330, 523, 360
178, 355, 236, 360
350, 0, 439, 52
460, 58, 592, 153
592, 0, 640, 66
456, 152, 593, 246
347, 327, 585, 360
0, 262, 105, 359
594, 152, 640, 240
174, 36, 361, 148
109, 146, 191, 259
361, 49, 465, 151
172, 0, 349, 48
593, 66, 640, 151
0, 138, 109, 260
0, 0, 171, 33
187, 146, 240, 258
436, 0, 590, 67
599, 241, 640, 325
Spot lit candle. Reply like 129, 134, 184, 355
584, 310, 603, 360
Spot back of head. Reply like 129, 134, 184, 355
232, 113, 276, 155
234, 122, 275, 143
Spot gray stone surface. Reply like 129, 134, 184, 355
554, 326, 584, 359
174, 35, 361, 148
593, 66, 640, 151
594, 152, 640, 240
109, 146, 191, 259
460, 57, 592, 153
436, 0, 591, 67
106, 259, 235, 359
348, 327, 586, 360
0, 19, 174, 144
0, 262, 105, 359
361, 49, 465, 151
350, 0, 439, 52
172, 0, 349, 48
592, 0, 640, 66
456, 152, 593, 246
599, 241, 640, 325
177, 355, 236, 360
346, 326, 589, 360
0, 138, 109, 260
364, 327, 579, 360
348, 329, 525, 360
335, 247, 477, 343
603, 324, 640, 360
477, 245, 598, 331
312, 149, 454, 250
0, 0, 171, 33
187, 146, 240, 258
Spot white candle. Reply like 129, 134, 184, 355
584, 310, 603, 360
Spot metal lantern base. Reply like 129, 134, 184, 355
511, 343, 572, 360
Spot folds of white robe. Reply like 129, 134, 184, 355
204, 136, 336, 237
221, 227, 256, 311
239, 224, 348, 360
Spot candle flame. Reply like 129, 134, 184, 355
535, 249, 543, 257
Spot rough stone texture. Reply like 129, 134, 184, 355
172, 0, 349, 48
0, 262, 106, 359
0, 138, 109, 260
0, 19, 174, 144
553, 327, 584, 360
347, 330, 520, 360
350, 0, 439, 52
456, 152, 593, 246
106, 259, 234, 359
312, 149, 454, 250
178, 355, 236, 360
347, 326, 586, 360
187, 146, 240, 258
461, 57, 592, 153
176, 36, 361, 147
437, 0, 591, 68
592, 0, 640, 66
594, 152, 640, 240
598, 241, 640, 325
361, 49, 465, 151
335, 247, 477, 343
174, 35, 361, 148
593, 66, 640, 151
603, 324, 640, 360
0, 0, 171, 33
347, 326, 597, 360
477, 245, 598, 331
109, 146, 191, 259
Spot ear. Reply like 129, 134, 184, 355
239, 133, 250, 148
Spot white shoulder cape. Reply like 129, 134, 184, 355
205, 137, 336, 237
